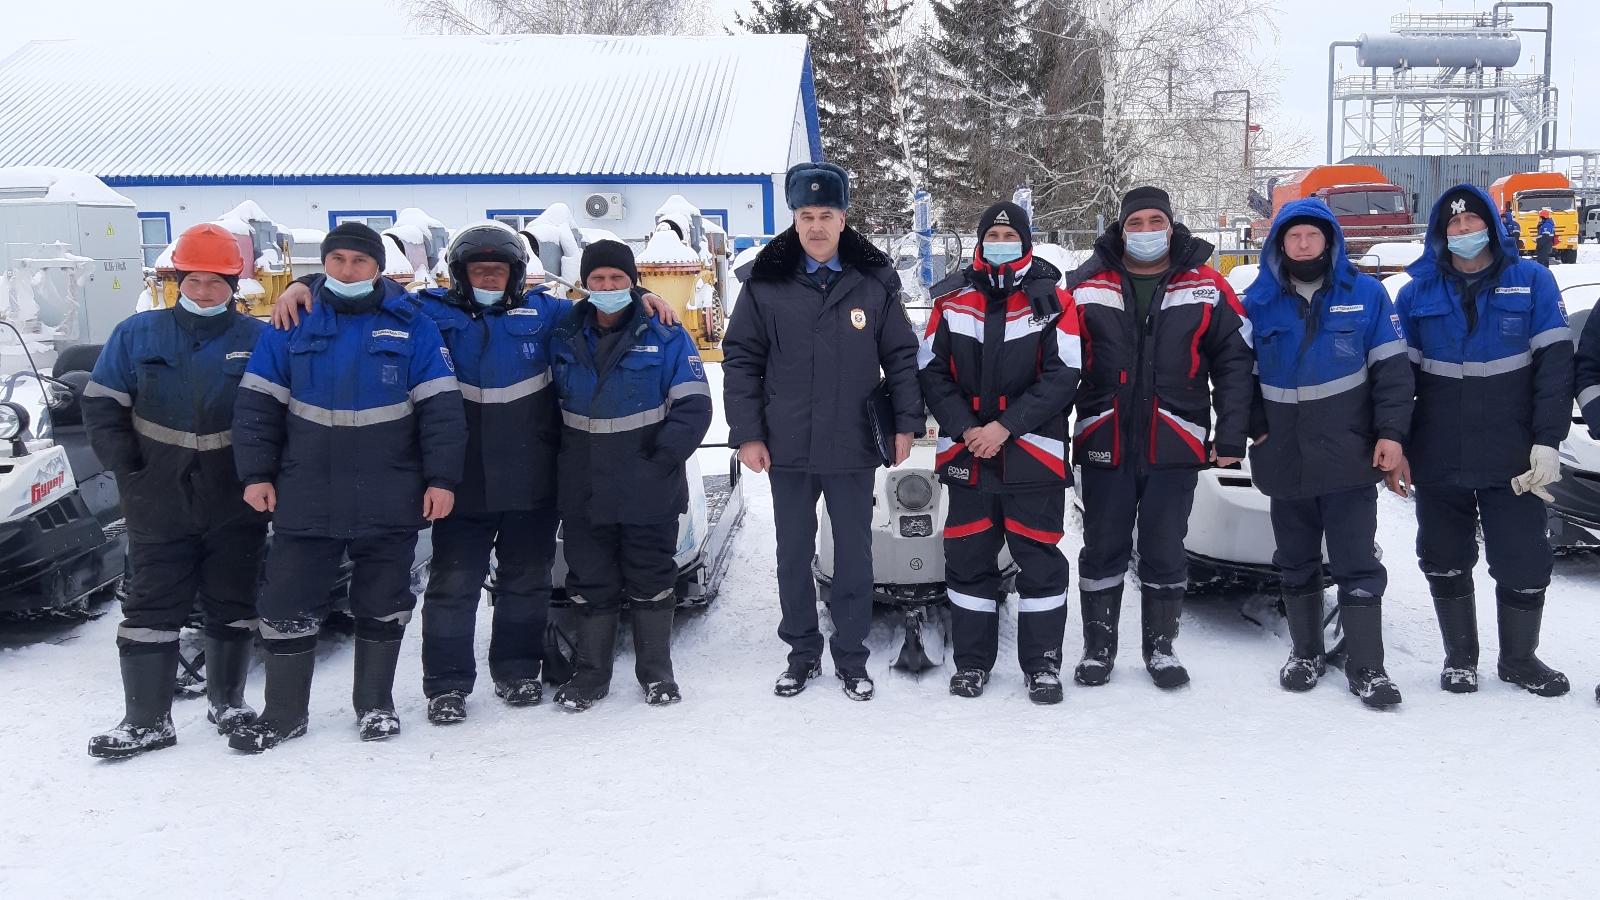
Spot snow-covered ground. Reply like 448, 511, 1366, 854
5, 366, 1600, 898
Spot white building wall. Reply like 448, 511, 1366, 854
117, 179, 781, 241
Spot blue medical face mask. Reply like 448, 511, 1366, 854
1447, 228, 1491, 261
472, 287, 504, 306
587, 288, 633, 314
1124, 229, 1170, 263
982, 242, 1024, 265
178, 295, 231, 317
324, 274, 376, 299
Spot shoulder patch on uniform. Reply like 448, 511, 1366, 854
688, 357, 705, 379
1391, 313, 1401, 331
440, 347, 454, 372
225, 351, 252, 360
372, 329, 410, 339
630, 344, 661, 353
1328, 304, 1364, 313
507, 307, 539, 315
1495, 286, 1531, 295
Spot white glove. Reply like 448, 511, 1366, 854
1511, 445, 1561, 502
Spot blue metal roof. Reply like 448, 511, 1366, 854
0, 34, 817, 180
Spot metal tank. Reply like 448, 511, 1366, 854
1356, 31, 1521, 69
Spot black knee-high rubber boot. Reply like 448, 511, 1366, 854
1141, 589, 1189, 689
632, 604, 680, 706
88, 643, 180, 759
1428, 573, 1479, 693
553, 610, 619, 712
1495, 587, 1569, 697
1074, 586, 1122, 686
204, 630, 258, 735
353, 638, 405, 741
228, 643, 315, 753
1279, 587, 1327, 692
1340, 595, 1401, 708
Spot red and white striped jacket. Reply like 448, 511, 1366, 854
1066, 225, 1256, 471
917, 258, 1082, 490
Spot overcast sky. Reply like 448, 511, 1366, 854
2, 0, 1593, 167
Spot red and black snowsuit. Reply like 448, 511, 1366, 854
919, 250, 1081, 675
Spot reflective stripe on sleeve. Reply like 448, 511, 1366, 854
1258, 367, 1369, 404
83, 381, 132, 408
668, 381, 712, 401
132, 413, 232, 451
409, 375, 460, 403
1529, 326, 1571, 350
239, 372, 291, 404
1367, 339, 1408, 364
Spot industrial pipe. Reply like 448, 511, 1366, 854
1326, 41, 1360, 164
1492, 2, 1555, 151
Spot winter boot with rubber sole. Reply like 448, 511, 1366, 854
229, 648, 315, 753
88, 643, 181, 759
1340, 597, 1401, 708
1430, 578, 1480, 693
1026, 669, 1064, 705
1141, 590, 1189, 689
1279, 588, 1327, 692
1074, 586, 1122, 687
632, 605, 681, 706
494, 679, 542, 706
553, 611, 618, 712
774, 658, 823, 697
427, 691, 468, 725
837, 669, 875, 701
204, 631, 258, 736
353, 637, 405, 741
949, 668, 989, 698
1495, 588, 1569, 697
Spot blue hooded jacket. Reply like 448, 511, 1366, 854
1396, 184, 1573, 488
1242, 198, 1413, 499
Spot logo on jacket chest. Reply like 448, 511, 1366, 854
850, 308, 866, 330
1085, 450, 1113, 464
945, 465, 971, 481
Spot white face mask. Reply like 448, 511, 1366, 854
472, 287, 504, 306
1124, 229, 1170, 263
324, 274, 376, 299
178, 295, 231, 317
587, 288, 633, 314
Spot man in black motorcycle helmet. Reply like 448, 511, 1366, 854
271, 224, 678, 725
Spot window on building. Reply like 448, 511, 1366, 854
330, 211, 396, 231
137, 213, 171, 268
487, 210, 545, 231
698, 210, 728, 230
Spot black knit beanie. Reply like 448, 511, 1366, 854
1439, 188, 1495, 230
1120, 186, 1173, 225
580, 239, 639, 286
321, 222, 386, 267
976, 201, 1033, 256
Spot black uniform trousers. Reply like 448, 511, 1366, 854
943, 484, 1069, 674
420, 508, 560, 698
256, 530, 420, 648
1270, 485, 1387, 600
118, 521, 268, 654
1414, 483, 1552, 593
1077, 465, 1199, 598
562, 517, 679, 613
769, 469, 874, 672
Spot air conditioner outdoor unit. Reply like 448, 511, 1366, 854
583, 193, 624, 221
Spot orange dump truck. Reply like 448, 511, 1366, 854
1490, 172, 1578, 264
1252, 165, 1412, 253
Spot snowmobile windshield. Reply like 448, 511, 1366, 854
0, 327, 72, 443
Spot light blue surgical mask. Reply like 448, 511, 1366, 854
324, 274, 376, 299
588, 288, 633, 314
178, 295, 231, 317
1124, 229, 1170, 263
1447, 228, 1491, 261
472, 287, 504, 306
983, 242, 1024, 265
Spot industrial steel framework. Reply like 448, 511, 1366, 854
1327, 5, 1557, 163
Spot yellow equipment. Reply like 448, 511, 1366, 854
1491, 172, 1579, 264
151, 203, 295, 317
635, 227, 727, 362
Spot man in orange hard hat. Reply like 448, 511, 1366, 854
1535, 207, 1556, 268
83, 223, 271, 758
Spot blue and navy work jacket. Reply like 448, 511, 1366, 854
551, 295, 713, 525
416, 285, 572, 513
1396, 184, 1574, 489
84, 306, 268, 538
1243, 198, 1414, 500
233, 278, 467, 538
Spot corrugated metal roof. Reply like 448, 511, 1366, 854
0, 34, 809, 180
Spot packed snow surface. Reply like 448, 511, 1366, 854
0, 166, 134, 207
3, 364, 1600, 897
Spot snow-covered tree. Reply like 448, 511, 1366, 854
397, 0, 714, 36
731, 0, 820, 36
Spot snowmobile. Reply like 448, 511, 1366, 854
0, 336, 125, 616
1545, 272, 1600, 552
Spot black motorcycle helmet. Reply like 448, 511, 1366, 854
448, 222, 529, 305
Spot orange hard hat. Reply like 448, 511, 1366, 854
1540, 208, 1552, 218
170, 223, 244, 275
